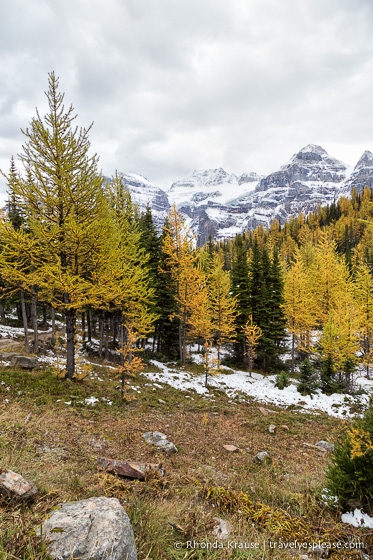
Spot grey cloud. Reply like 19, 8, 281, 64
1, 0, 373, 201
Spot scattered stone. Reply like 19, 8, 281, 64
24, 412, 32, 424
97, 457, 165, 480
268, 424, 276, 434
258, 407, 278, 416
213, 517, 232, 540
10, 355, 38, 369
303, 442, 327, 455
38, 496, 137, 560
281, 424, 289, 430
252, 451, 271, 464
315, 440, 334, 452
36, 445, 67, 459
158, 399, 167, 404
222, 445, 239, 452
89, 437, 108, 451
0, 469, 38, 501
142, 431, 177, 453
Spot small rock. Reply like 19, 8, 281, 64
222, 445, 239, 452
258, 407, 278, 416
213, 517, 232, 540
252, 451, 271, 464
142, 431, 177, 453
97, 457, 165, 480
10, 355, 38, 369
0, 469, 38, 501
38, 496, 137, 560
268, 424, 276, 434
281, 424, 289, 430
315, 440, 334, 452
158, 399, 167, 404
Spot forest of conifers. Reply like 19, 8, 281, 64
1, 72, 373, 395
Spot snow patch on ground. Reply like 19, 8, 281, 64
341, 509, 373, 528
145, 360, 371, 418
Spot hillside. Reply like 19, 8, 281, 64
0, 322, 373, 559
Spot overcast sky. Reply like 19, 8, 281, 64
1, 0, 373, 203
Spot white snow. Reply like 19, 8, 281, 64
341, 509, 373, 528
84, 396, 100, 405
144, 360, 371, 418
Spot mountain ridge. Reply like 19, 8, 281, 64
116, 145, 373, 244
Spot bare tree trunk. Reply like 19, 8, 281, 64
112, 315, 117, 348
99, 311, 104, 359
31, 293, 38, 353
0, 301, 5, 322
20, 290, 30, 353
81, 312, 86, 342
120, 322, 125, 399
65, 307, 76, 380
104, 312, 109, 360
291, 332, 295, 374
87, 309, 92, 342
51, 307, 56, 347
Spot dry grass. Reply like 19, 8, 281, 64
0, 365, 371, 559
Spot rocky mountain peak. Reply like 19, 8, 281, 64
296, 144, 327, 162
282, 144, 346, 171
355, 151, 373, 170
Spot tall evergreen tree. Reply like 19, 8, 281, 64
230, 234, 251, 359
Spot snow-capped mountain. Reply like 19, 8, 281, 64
341, 150, 373, 194
167, 168, 261, 208
113, 172, 170, 231
116, 145, 373, 244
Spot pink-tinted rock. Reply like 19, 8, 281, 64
0, 469, 38, 501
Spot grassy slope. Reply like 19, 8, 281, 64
0, 364, 371, 559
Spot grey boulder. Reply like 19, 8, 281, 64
38, 496, 137, 560
142, 431, 177, 453
10, 355, 38, 369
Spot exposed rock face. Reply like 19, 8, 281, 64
163, 145, 352, 244
112, 145, 373, 244
39, 497, 137, 560
105, 172, 170, 232
341, 150, 373, 193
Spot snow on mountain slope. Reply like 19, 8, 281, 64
167, 168, 260, 208
113, 145, 373, 244
112, 172, 170, 231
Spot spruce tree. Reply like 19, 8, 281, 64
297, 359, 319, 396
230, 234, 251, 359
156, 220, 179, 356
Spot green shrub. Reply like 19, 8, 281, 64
297, 359, 319, 397
326, 405, 373, 513
275, 370, 290, 390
